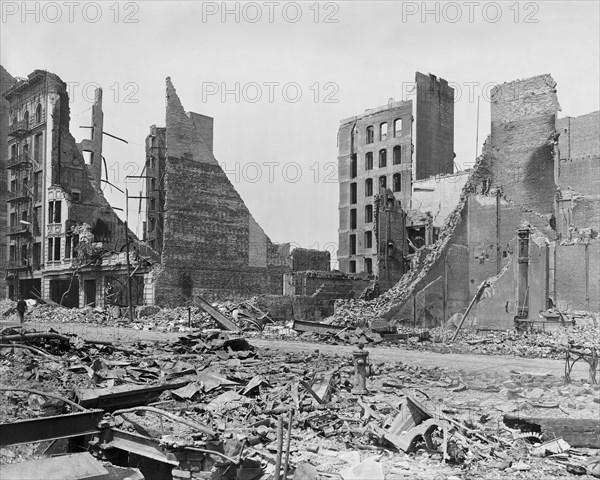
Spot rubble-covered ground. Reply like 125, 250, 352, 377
1, 305, 600, 479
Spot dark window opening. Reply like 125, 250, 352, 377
365, 152, 373, 170
393, 173, 402, 192
365, 258, 372, 274
350, 209, 357, 230
54, 237, 61, 260
350, 234, 356, 255
379, 176, 387, 189
36, 104, 42, 123
349, 260, 356, 273
379, 149, 387, 168
48, 200, 62, 224
365, 204, 373, 223
366, 126, 374, 144
24, 110, 29, 128
365, 178, 373, 197
365, 230, 372, 249
72, 191, 80, 203
350, 154, 357, 178
65, 236, 72, 259
47, 238, 53, 261
393, 145, 401, 165
350, 183, 357, 204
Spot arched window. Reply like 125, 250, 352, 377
393, 173, 402, 192
36, 104, 42, 124
379, 149, 387, 168
394, 118, 402, 136
365, 152, 373, 170
365, 204, 373, 223
366, 126, 374, 144
393, 146, 401, 165
365, 178, 373, 197
379, 175, 387, 189
380, 122, 388, 141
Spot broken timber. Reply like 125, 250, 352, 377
194, 296, 240, 332
292, 320, 346, 335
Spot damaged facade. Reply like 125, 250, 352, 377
147, 78, 330, 305
373, 74, 599, 328
2, 69, 154, 307
337, 72, 455, 287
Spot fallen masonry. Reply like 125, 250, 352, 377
0, 321, 599, 479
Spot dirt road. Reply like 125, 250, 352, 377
6, 320, 589, 382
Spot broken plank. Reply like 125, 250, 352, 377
292, 320, 346, 335
194, 296, 240, 332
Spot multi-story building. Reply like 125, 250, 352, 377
3, 69, 153, 307
337, 72, 455, 282
144, 125, 166, 253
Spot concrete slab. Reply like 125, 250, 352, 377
0, 452, 108, 479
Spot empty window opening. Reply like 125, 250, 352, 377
349, 260, 356, 273
408, 227, 426, 254
379, 149, 387, 168
48, 200, 62, 224
365, 178, 373, 197
379, 176, 387, 189
83, 151, 93, 165
71, 190, 81, 203
365, 152, 373, 170
366, 126, 374, 144
65, 236, 72, 259
365, 204, 373, 223
380, 122, 388, 141
350, 183, 357, 204
24, 110, 29, 127
365, 230, 373, 249
364, 258, 373, 274
394, 118, 402, 136
34, 133, 42, 161
393, 173, 402, 192
54, 237, 61, 260
36, 104, 42, 124
350, 154, 357, 178
350, 234, 356, 255
150, 198, 156, 211
393, 145, 401, 165
350, 209, 357, 229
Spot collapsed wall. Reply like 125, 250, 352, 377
153, 78, 290, 305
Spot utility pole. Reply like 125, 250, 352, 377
125, 188, 134, 323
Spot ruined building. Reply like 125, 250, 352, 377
2, 68, 154, 306
146, 78, 329, 305
372, 74, 599, 328
337, 72, 455, 284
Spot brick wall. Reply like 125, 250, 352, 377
154, 78, 290, 305
292, 271, 371, 299
290, 248, 330, 272
415, 72, 455, 180
555, 240, 600, 312
485, 75, 559, 216
556, 112, 600, 161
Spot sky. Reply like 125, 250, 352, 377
1, 1, 599, 264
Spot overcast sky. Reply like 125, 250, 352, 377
2, 1, 599, 263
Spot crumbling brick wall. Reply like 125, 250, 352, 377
483, 75, 559, 216
290, 248, 330, 272
292, 271, 370, 299
154, 78, 291, 305
415, 72, 455, 180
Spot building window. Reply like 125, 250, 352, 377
393, 145, 401, 165
393, 173, 402, 192
34, 133, 42, 162
365, 152, 373, 170
10, 245, 16, 261
350, 183, 357, 204
150, 197, 156, 211
48, 200, 62, 224
72, 190, 81, 202
47, 238, 53, 261
349, 260, 356, 273
379, 175, 387, 189
349, 234, 356, 255
150, 177, 156, 191
379, 149, 387, 168
24, 110, 29, 128
10, 144, 17, 159
65, 236, 72, 259
365, 230, 372, 249
54, 237, 61, 260
350, 209, 357, 230
365, 204, 373, 223
350, 154, 357, 179
36, 104, 42, 124
149, 217, 156, 232
364, 258, 372, 274
365, 178, 373, 197
380, 122, 388, 141
73, 235, 79, 258
394, 118, 402, 136
366, 126, 374, 144
33, 243, 41, 267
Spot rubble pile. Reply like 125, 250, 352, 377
1, 326, 599, 479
